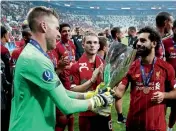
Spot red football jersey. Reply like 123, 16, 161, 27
121, 58, 175, 130
47, 49, 59, 69
156, 42, 165, 60
55, 40, 76, 89
10, 47, 24, 67
163, 37, 176, 72
15, 39, 25, 47
70, 53, 103, 116
1, 44, 12, 82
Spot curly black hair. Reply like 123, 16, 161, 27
59, 23, 71, 33
137, 26, 161, 51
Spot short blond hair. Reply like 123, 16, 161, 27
83, 31, 98, 43
27, 6, 59, 32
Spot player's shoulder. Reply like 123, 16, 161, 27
20, 44, 50, 64
70, 62, 79, 74
69, 40, 75, 47
156, 58, 174, 71
71, 61, 79, 69
130, 59, 140, 68
123, 59, 140, 76
162, 37, 172, 45
96, 54, 105, 64
0, 45, 9, 54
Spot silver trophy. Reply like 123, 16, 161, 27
103, 41, 137, 89
94, 41, 136, 117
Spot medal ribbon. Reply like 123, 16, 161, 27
140, 57, 156, 87
61, 41, 74, 61
29, 39, 55, 67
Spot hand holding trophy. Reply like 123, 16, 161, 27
94, 41, 136, 116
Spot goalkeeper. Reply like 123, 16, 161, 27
9, 6, 113, 131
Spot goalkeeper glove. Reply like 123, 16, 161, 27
93, 105, 112, 117
90, 92, 114, 110
83, 82, 106, 99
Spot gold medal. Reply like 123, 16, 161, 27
143, 87, 150, 94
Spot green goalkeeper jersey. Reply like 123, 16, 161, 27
9, 40, 89, 131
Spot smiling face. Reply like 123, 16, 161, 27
136, 33, 156, 57
60, 26, 71, 41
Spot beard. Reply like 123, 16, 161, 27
136, 46, 152, 57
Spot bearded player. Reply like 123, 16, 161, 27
115, 26, 176, 131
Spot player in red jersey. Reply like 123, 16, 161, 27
55, 23, 76, 131
163, 20, 176, 131
111, 27, 127, 123
70, 32, 112, 131
10, 25, 31, 67
115, 26, 176, 131
155, 12, 174, 60
1, 25, 12, 131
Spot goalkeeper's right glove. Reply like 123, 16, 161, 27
83, 82, 106, 99
89, 92, 114, 110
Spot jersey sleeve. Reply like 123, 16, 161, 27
22, 56, 89, 114
120, 61, 135, 86
70, 63, 80, 85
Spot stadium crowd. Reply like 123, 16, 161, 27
1, 1, 176, 131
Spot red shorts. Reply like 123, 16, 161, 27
79, 115, 112, 131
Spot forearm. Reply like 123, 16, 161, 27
66, 89, 85, 99
70, 79, 93, 92
164, 89, 176, 99
49, 86, 90, 115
